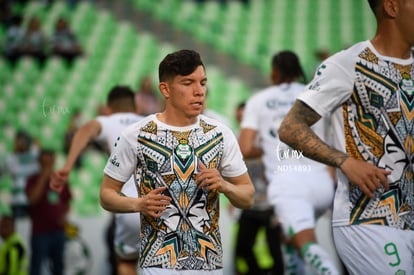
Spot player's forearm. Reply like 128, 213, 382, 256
241, 146, 262, 159
280, 123, 348, 168
238, 128, 262, 159
223, 181, 255, 209
64, 125, 97, 170
100, 188, 140, 213
279, 101, 349, 168
100, 174, 140, 213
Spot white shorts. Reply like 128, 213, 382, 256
139, 268, 223, 275
333, 224, 414, 275
114, 178, 141, 260
267, 166, 335, 239
114, 211, 141, 260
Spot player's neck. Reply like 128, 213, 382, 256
157, 111, 198, 127
371, 30, 412, 60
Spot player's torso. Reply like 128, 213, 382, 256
338, 45, 414, 229
135, 117, 226, 270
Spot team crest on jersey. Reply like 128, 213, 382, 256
173, 139, 195, 183
175, 139, 192, 160
399, 72, 414, 97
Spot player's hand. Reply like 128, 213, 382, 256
140, 187, 171, 218
50, 169, 70, 193
196, 161, 225, 193
339, 157, 391, 198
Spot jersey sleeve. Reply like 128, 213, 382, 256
240, 95, 260, 130
95, 116, 108, 142
297, 56, 355, 117
219, 126, 248, 178
103, 130, 137, 183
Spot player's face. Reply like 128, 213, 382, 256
166, 66, 207, 120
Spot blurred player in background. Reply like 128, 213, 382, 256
239, 51, 338, 274
51, 86, 143, 275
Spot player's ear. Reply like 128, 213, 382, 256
159, 82, 170, 99
383, 0, 398, 18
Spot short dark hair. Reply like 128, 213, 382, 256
158, 50, 205, 82
368, 0, 380, 14
272, 50, 306, 83
107, 85, 136, 111
16, 130, 31, 144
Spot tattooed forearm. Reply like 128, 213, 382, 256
280, 100, 349, 168
334, 155, 349, 168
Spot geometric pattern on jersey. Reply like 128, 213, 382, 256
344, 47, 414, 229
136, 118, 224, 270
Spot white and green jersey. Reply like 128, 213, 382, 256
96, 112, 144, 197
241, 82, 328, 184
104, 114, 247, 270
298, 40, 414, 230
96, 112, 144, 154
96, 112, 144, 259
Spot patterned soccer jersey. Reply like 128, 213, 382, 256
104, 114, 247, 270
298, 40, 414, 230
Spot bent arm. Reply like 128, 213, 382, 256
51, 120, 102, 192
222, 172, 255, 209
279, 100, 390, 197
238, 128, 262, 159
100, 174, 140, 213
100, 174, 171, 217
63, 120, 102, 171
279, 100, 349, 168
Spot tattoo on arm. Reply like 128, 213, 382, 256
280, 101, 348, 168
334, 155, 349, 168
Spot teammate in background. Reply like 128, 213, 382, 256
51, 86, 144, 275
278, 0, 414, 274
234, 102, 284, 275
134, 76, 164, 116
100, 49, 255, 275
239, 51, 338, 274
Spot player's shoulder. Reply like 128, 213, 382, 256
96, 112, 143, 128
255, 86, 277, 96
248, 84, 293, 103
108, 112, 144, 121
122, 114, 155, 134
201, 110, 231, 128
325, 41, 369, 65
246, 86, 274, 104
198, 114, 235, 137
199, 113, 225, 126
